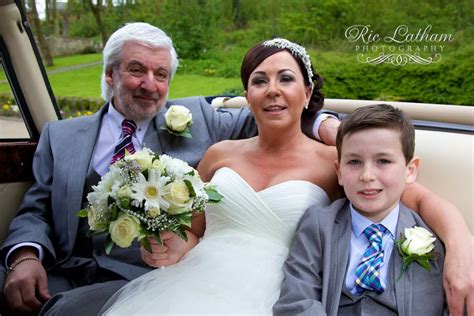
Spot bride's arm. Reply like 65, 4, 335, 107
401, 182, 474, 316
139, 144, 225, 268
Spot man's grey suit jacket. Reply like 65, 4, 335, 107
0, 96, 256, 286
274, 198, 446, 316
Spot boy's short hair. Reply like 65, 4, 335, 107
336, 104, 415, 163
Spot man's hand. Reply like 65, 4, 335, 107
443, 235, 474, 315
140, 231, 198, 268
319, 117, 340, 146
3, 248, 50, 312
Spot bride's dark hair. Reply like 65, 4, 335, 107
240, 41, 324, 126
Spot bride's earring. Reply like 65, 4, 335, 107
304, 103, 308, 109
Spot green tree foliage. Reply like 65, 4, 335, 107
32, 0, 473, 105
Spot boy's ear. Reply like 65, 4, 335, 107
334, 160, 343, 186
406, 156, 420, 184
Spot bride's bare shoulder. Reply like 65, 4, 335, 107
198, 139, 252, 181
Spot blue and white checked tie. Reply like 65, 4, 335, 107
111, 119, 137, 165
354, 223, 387, 294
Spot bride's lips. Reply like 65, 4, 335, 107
263, 104, 287, 113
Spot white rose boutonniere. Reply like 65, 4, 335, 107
161, 105, 193, 138
395, 226, 438, 279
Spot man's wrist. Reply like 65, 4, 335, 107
313, 113, 339, 144
7, 247, 38, 267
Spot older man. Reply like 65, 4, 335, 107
0, 23, 337, 315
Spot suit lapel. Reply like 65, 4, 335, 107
393, 204, 416, 315
327, 202, 352, 315
143, 114, 162, 154
66, 106, 107, 251
154, 104, 171, 154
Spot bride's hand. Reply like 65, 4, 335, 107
140, 231, 199, 268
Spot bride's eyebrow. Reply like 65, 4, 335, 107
250, 71, 266, 77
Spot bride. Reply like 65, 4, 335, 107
101, 38, 341, 314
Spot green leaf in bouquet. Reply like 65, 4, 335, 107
86, 228, 108, 237
105, 234, 114, 255
111, 204, 119, 221
176, 212, 193, 227
153, 232, 163, 246
76, 209, 88, 218
174, 228, 188, 242
205, 185, 224, 203
142, 168, 149, 180
141, 237, 152, 253
184, 179, 196, 197
119, 197, 131, 208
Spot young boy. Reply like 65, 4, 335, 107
273, 104, 446, 316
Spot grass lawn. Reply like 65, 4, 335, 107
0, 53, 242, 99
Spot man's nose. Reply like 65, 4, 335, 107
140, 72, 158, 92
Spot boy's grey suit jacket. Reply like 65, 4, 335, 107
0, 96, 256, 284
274, 198, 446, 316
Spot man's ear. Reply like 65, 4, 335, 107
105, 66, 114, 86
334, 160, 343, 186
406, 156, 420, 184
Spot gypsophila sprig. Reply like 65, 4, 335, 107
395, 226, 438, 280
77, 148, 222, 254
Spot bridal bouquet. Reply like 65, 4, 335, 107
77, 148, 222, 254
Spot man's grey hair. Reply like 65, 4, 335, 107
100, 22, 179, 101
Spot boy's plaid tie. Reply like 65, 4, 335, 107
111, 119, 137, 165
354, 223, 387, 294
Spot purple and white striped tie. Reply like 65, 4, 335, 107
110, 119, 137, 165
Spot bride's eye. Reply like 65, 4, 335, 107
280, 74, 295, 83
250, 76, 267, 86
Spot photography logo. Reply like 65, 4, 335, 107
345, 25, 454, 65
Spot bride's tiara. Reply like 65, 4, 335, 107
262, 38, 314, 89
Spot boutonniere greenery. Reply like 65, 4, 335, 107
395, 226, 438, 279
161, 105, 193, 138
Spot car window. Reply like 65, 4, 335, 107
0, 59, 30, 139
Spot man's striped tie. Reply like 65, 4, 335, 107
110, 119, 137, 165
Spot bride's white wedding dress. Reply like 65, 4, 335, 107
103, 167, 329, 315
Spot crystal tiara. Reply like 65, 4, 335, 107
262, 38, 314, 89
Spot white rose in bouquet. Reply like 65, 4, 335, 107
109, 213, 141, 248
164, 180, 192, 214
125, 149, 154, 170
